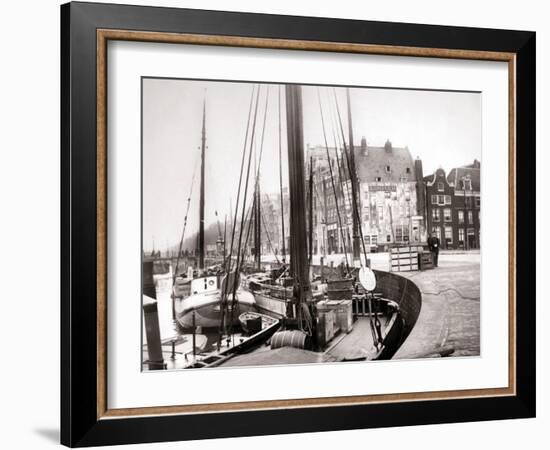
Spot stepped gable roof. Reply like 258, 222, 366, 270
354, 141, 416, 183
447, 162, 481, 192
423, 168, 449, 186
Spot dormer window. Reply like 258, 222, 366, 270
463, 179, 472, 190
437, 182, 444, 192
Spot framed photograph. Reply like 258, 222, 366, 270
61, 2, 535, 447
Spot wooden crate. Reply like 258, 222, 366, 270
418, 251, 434, 270
390, 245, 424, 272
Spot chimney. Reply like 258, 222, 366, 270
414, 157, 426, 230
361, 136, 367, 155
384, 139, 392, 153
414, 157, 424, 181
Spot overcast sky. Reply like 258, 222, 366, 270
142, 78, 481, 251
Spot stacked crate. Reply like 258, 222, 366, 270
390, 245, 424, 272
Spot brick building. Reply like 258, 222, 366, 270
424, 160, 481, 250
424, 168, 455, 249
447, 160, 481, 249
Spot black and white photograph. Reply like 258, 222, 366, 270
142, 79, 481, 370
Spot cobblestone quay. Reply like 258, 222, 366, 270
395, 251, 480, 359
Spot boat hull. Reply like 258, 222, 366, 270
177, 289, 256, 329
251, 290, 289, 318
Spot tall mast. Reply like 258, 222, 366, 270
346, 88, 361, 266
285, 85, 311, 316
278, 86, 286, 263
199, 97, 206, 270
254, 145, 261, 271
255, 184, 261, 270
308, 156, 314, 263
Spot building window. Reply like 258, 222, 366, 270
432, 209, 440, 222
475, 197, 480, 208
432, 194, 451, 206
437, 182, 444, 192
406, 167, 411, 174
378, 206, 384, 218
395, 225, 410, 243
432, 226, 441, 241
468, 211, 473, 223
458, 228, 465, 247
463, 179, 472, 190
458, 210, 464, 224
371, 235, 377, 245
375, 176, 382, 182
443, 208, 452, 222
445, 226, 453, 245
364, 236, 370, 245
385, 165, 391, 173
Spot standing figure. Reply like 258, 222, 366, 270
427, 233, 440, 267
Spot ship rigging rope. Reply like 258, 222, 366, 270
316, 88, 350, 272
332, 88, 370, 267
234, 85, 271, 275
224, 85, 257, 277
333, 143, 354, 259
217, 85, 258, 345
226, 86, 268, 331
227, 86, 272, 333
332, 89, 385, 348
230, 85, 270, 298
171, 149, 201, 300
278, 86, 286, 263
326, 95, 355, 238
260, 196, 281, 265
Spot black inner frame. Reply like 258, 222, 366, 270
61, 2, 536, 447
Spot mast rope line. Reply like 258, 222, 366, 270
225, 85, 256, 277
333, 88, 370, 268
277, 86, 286, 264
230, 85, 271, 325
316, 88, 350, 272
227, 85, 267, 330
333, 88, 384, 349
217, 85, 257, 346
259, 199, 281, 265
171, 147, 201, 302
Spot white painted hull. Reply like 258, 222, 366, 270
177, 289, 256, 329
